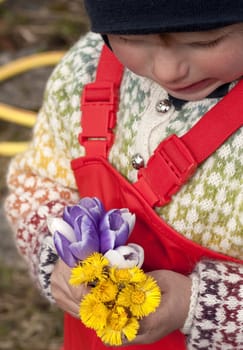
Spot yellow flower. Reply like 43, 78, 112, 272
109, 266, 147, 285
69, 252, 109, 286
83, 252, 109, 269
93, 279, 118, 303
97, 305, 139, 346
71, 252, 161, 346
117, 275, 161, 318
80, 293, 109, 331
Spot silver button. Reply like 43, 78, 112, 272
156, 99, 172, 113
131, 153, 145, 170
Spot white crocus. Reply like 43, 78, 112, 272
104, 243, 144, 268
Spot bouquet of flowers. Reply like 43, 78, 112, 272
47, 197, 161, 346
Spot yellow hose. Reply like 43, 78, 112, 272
0, 142, 30, 156
0, 103, 36, 127
0, 51, 65, 156
0, 51, 65, 81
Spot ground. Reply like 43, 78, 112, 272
0, 1, 88, 349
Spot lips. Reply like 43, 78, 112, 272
168, 78, 216, 94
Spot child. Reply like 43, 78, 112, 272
5, 1, 243, 349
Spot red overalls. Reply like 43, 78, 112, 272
64, 46, 243, 350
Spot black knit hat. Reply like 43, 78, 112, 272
84, 0, 243, 34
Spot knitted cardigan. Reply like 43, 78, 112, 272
5, 32, 243, 349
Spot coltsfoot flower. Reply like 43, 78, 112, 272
69, 252, 109, 285
109, 266, 147, 285
80, 293, 109, 330
117, 275, 161, 318
92, 279, 118, 303
97, 305, 139, 346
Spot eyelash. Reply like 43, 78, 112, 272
119, 37, 144, 44
191, 37, 223, 48
119, 35, 225, 48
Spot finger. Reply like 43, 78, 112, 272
56, 297, 80, 318
69, 284, 90, 304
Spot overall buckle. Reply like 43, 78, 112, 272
79, 81, 118, 157
134, 135, 197, 207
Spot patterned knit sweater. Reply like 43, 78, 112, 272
5, 32, 243, 349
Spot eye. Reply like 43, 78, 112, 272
118, 35, 149, 45
118, 36, 138, 45
119, 36, 128, 42
190, 36, 224, 49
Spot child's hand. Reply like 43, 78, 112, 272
50, 259, 89, 318
122, 270, 192, 346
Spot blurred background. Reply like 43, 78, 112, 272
0, 1, 89, 349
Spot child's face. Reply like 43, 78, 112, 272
108, 23, 243, 101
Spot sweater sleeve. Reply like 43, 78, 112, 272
184, 260, 243, 349
4, 32, 103, 294
4, 114, 80, 287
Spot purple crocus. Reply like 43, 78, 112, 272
99, 208, 135, 254
47, 197, 136, 268
47, 197, 105, 267
63, 197, 105, 227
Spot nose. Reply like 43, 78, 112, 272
152, 46, 189, 85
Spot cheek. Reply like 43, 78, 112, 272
110, 45, 151, 77
200, 48, 243, 80
123, 56, 149, 76
222, 50, 243, 78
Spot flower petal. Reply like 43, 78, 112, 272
74, 214, 99, 242
103, 249, 128, 268
53, 231, 78, 267
64, 205, 96, 228
120, 209, 136, 236
70, 215, 100, 259
116, 244, 144, 268
99, 209, 130, 253
100, 229, 116, 254
114, 221, 130, 248
47, 217, 76, 242
63, 205, 79, 227
79, 197, 105, 223
104, 244, 144, 268
69, 238, 99, 261
127, 243, 144, 267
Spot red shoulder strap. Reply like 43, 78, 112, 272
182, 81, 243, 163
79, 45, 243, 207
79, 45, 124, 157
134, 80, 243, 206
